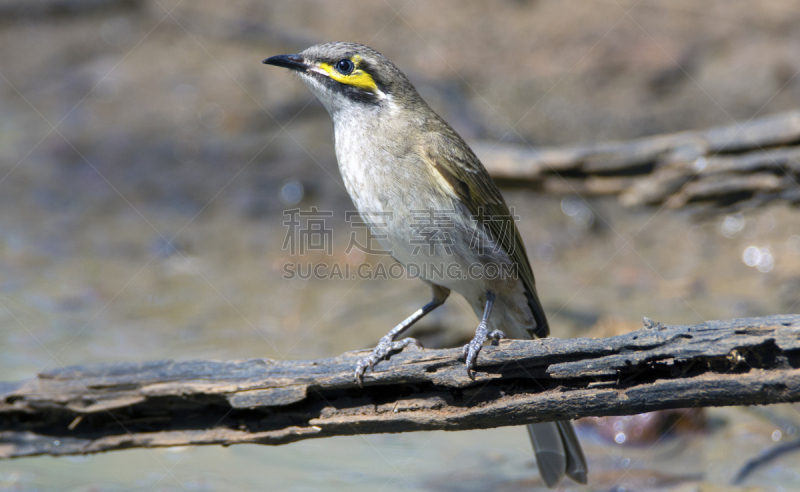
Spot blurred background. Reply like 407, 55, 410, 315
1, 0, 800, 490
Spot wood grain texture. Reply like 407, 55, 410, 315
2, 315, 800, 459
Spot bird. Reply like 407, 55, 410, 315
263, 42, 587, 488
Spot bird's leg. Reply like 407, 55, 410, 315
463, 291, 505, 379
355, 285, 450, 385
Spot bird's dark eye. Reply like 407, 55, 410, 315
335, 59, 355, 75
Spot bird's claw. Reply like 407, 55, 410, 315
354, 336, 422, 386
462, 326, 506, 380
354, 358, 373, 387
463, 342, 480, 380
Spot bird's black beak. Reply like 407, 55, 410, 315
262, 54, 308, 72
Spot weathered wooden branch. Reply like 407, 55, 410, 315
2, 314, 800, 459
478, 111, 800, 214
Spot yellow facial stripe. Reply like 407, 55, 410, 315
318, 56, 378, 92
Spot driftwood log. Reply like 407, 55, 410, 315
2, 314, 800, 459
478, 110, 800, 214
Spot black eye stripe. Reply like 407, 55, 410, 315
335, 58, 355, 75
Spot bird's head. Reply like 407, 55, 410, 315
263, 42, 418, 117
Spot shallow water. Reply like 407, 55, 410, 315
3, 176, 800, 490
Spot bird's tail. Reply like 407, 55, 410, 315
527, 421, 588, 488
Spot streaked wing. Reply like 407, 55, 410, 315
417, 119, 549, 337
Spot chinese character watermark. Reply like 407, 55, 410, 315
344, 210, 394, 256
282, 207, 333, 255
409, 208, 456, 255
280, 207, 524, 281
469, 206, 519, 256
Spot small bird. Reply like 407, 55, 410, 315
264, 42, 587, 487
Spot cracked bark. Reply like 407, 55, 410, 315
2, 314, 800, 459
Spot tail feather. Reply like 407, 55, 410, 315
558, 420, 589, 484
527, 422, 566, 488
524, 289, 549, 338
527, 421, 588, 487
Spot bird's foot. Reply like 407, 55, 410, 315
354, 336, 423, 386
462, 324, 505, 379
